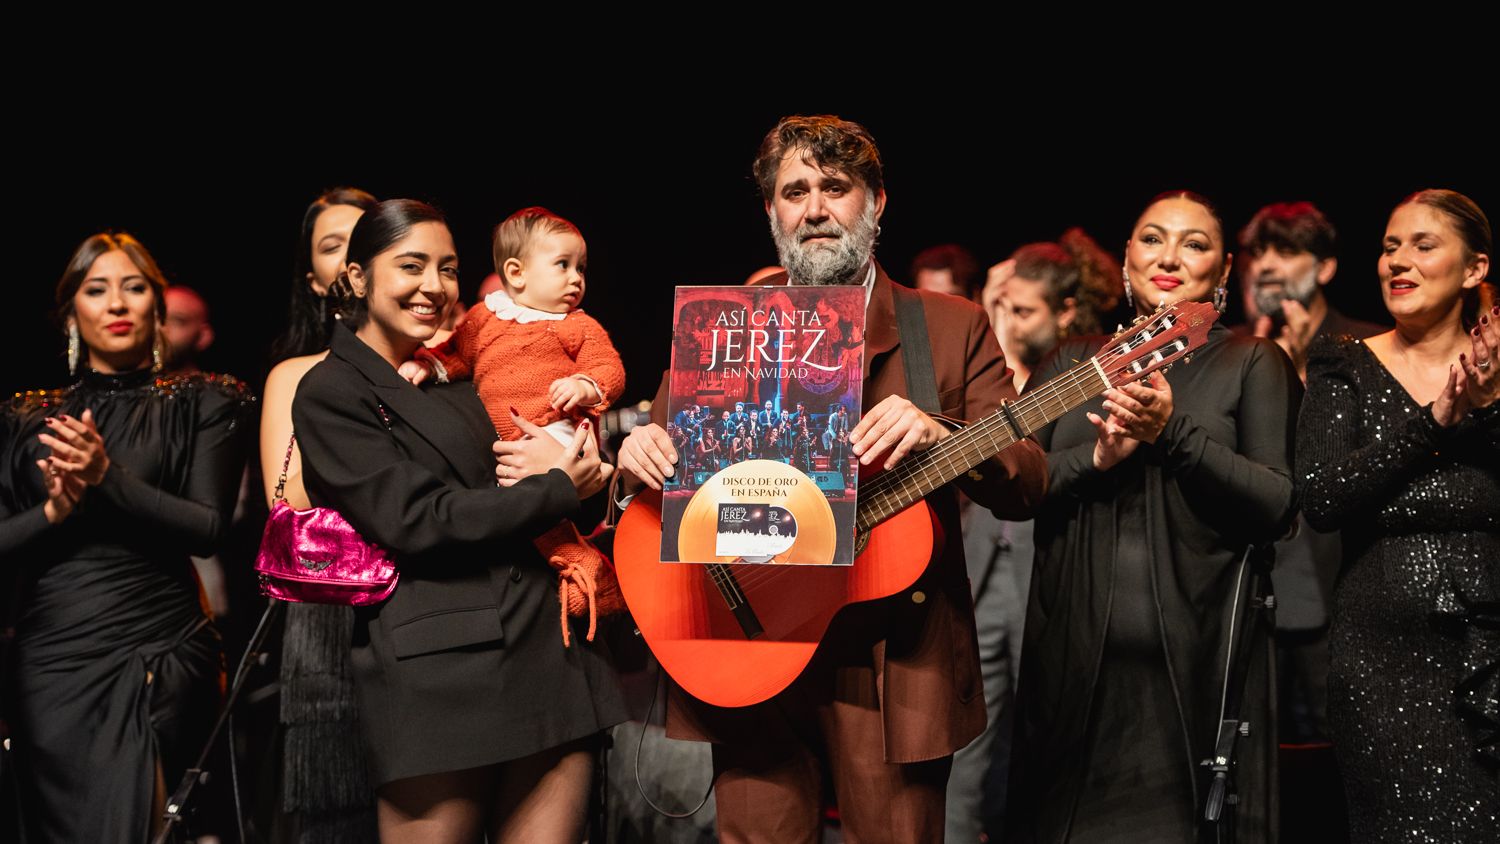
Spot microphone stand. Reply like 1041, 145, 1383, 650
1202, 543, 1275, 844
154, 599, 283, 844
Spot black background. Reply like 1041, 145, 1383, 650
12, 93, 1493, 402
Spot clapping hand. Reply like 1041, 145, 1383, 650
1091, 372, 1173, 471
38, 410, 110, 485
36, 456, 86, 524
1438, 305, 1500, 425
1458, 306, 1499, 411
1100, 372, 1174, 444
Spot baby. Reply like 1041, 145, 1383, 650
403, 207, 625, 645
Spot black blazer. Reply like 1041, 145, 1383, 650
292, 326, 623, 783
293, 324, 580, 656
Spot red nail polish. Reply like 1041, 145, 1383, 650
510, 406, 520, 416
581, 420, 591, 431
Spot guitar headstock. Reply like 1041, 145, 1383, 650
1096, 301, 1219, 387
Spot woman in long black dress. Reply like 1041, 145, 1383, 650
1009, 192, 1300, 843
1297, 189, 1498, 841
291, 200, 623, 842
0, 232, 252, 841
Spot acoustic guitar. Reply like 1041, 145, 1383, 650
615, 302, 1219, 707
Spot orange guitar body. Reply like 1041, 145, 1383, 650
614, 489, 940, 708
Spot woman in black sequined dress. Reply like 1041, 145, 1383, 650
1297, 189, 1498, 841
0, 232, 252, 841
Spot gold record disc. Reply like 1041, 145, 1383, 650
678, 459, 837, 565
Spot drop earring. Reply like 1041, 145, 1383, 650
1122, 267, 1134, 310
67, 320, 80, 376
1213, 285, 1228, 314
152, 331, 165, 374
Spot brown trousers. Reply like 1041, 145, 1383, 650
706, 659, 953, 844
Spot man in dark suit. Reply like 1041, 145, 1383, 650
713, 409, 733, 444
615, 115, 1047, 843
728, 401, 749, 434
756, 399, 776, 433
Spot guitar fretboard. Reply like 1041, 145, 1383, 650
854, 357, 1108, 533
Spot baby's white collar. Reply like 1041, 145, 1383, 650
485, 289, 567, 324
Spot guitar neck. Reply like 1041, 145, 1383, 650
854, 357, 1108, 533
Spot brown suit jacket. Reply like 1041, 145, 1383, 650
654, 265, 1047, 762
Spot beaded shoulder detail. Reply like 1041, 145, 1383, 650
152, 371, 255, 403
9, 388, 70, 414
10, 372, 254, 413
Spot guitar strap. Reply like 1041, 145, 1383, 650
892, 284, 941, 414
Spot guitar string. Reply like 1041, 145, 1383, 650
717, 348, 1118, 592
718, 354, 1112, 593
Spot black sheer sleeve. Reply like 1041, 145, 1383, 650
90, 378, 254, 557
0, 503, 52, 558
0, 407, 54, 558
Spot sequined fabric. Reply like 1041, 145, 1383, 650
1298, 335, 1499, 842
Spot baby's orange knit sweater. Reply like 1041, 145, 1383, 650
430, 300, 626, 438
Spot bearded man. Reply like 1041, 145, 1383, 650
615, 114, 1047, 843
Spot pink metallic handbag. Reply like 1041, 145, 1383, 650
254, 433, 398, 605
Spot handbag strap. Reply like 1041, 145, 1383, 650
272, 433, 296, 504
273, 403, 393, 504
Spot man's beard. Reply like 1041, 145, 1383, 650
769, 197, 878, 286
1253, 266, 1319, 319
1014, 325, 1061, 371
